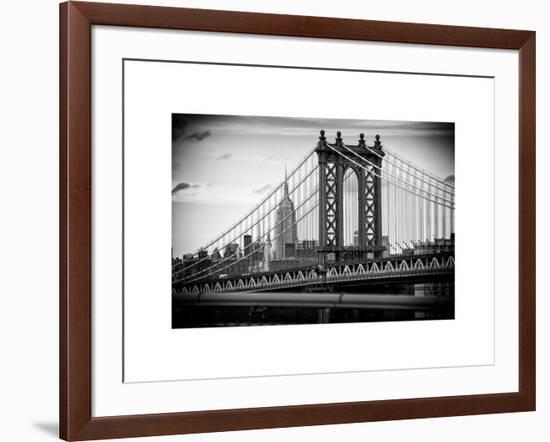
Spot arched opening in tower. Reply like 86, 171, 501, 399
343, 167, 359, 247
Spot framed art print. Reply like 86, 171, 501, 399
60, 2, 536, 440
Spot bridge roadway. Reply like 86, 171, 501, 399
173, 251, 455, 308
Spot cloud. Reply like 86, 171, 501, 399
172, 184, 267, 205
177, 114, 453, 139
253, 184, 271, 194
172, 129, 211, 143
444, 174, 455, 185
172, 115, 211, 143
216, 153, 232, 160
172, 182, 201, 194
262, 153, 291, 163
172, 182, 191, 194
183, 130, 211, 142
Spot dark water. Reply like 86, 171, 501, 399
172, 283, 454, 329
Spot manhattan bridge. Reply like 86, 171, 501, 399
172, 130, 455, 326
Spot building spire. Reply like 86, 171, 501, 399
283, 164, 289, 196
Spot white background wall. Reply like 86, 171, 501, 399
0, 0, 547, 440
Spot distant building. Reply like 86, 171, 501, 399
243, 234, 253, 270
274, 173, 298, 259
284, 242, 296, 258
295, 239, 317, 260
243, 234, 252, 258
251, 238, 264, 266
175, 252, 211, 280
381, 235, 390, 257
210, 247, 222, 260
263, 234, 272, 271
296, 240, 316, 250
224, 243, 239, 258
353, 230, 359, 247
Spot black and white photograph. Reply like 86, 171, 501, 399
172, 114, 455, 328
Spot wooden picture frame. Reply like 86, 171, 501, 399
60, 1, 536, 440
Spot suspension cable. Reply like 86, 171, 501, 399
181, 151, 315, 259
362, 144, 454, 196
179, 164, 319, 274
384, 146, 455, 189
180, 191, 320, 285
340, 142, 454, 206
178, 184, 320, 283
330, 143, 455, 208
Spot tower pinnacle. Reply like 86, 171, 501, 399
284, 165, 289, 196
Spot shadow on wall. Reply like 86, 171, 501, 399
33, 422, 58, 438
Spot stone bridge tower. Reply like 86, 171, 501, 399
315, 130, 385, 264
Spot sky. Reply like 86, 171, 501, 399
172, 114, 454, 257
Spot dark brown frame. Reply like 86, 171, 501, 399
60, 1, 536, 440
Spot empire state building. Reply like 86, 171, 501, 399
274, 173, 298, 259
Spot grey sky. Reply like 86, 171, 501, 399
172, 114, 454, 257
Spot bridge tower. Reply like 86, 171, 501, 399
315, 130, 385, 264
